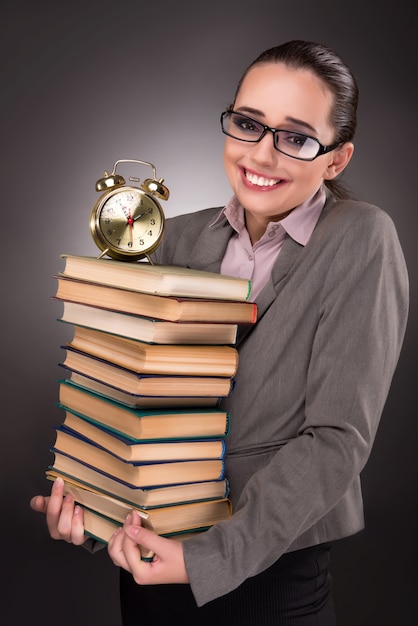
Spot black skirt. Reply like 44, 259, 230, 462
120, 542, 336, 626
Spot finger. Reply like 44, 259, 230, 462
48, 477, 83, 542
46, 477, 65, 519
30, 495, 49, 514
69, 505, 87, 545
123, 510, 156, 564
124, 509, 151, 555
122, 526, 155, 578
123, 524, 164, 569
108, 525, 131, 571
55, 493, 85, 542
46, 478, 69, 539
122, 515, 188, 584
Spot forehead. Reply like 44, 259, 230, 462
235, 62, 334, 129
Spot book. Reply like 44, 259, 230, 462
77, 506, 213, 559
66, 372, 221, 408
54, 275, 257, 324
48, 451, 229, 508
58, 410, 227, 462
60, 347, 235, 397
51, 427, 226, 487
60, 254, 252, 301
65, 324, 239, 376
57, 301, 239, 345
47, 473, 232, 535
58, 379, 230, 440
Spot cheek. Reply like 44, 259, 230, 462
297, 161, 329, 186
223, 136, 244, 163
223, 141, 239, 183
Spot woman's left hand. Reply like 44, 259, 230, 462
108, 509, 189, 585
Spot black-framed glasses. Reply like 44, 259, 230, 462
220, 110, 340, 161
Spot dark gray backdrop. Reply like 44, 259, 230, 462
2, 1, 417, 624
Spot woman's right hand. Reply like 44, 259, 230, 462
30, 476, 87, 545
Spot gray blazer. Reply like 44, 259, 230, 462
152, 191, 409, 606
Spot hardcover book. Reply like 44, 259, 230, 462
79, 507, 215, 560
65, 372, 221, 408
65, 324, 239, 377
48, 452, 229, 509
58, 379, 230, 440
58, 410, 227, 462
60, 347, 235, 397
54, 275, 257, 323
57, 301, 239, 345
51, 428, 226, 487
47, 474, 232, 535
59, 254, 252, 301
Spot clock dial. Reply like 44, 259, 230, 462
90, 186, 165, 260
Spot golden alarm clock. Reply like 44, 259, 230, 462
89, 159, 169, 262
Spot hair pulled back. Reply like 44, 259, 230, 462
233, 40, 359, 199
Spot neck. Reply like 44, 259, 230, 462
244, 208, 294, 244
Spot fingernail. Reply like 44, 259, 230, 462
126, 525, 140, 537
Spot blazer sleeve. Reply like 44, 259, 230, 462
182, 204, 409, 606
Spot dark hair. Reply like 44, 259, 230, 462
233, 40, 359, 199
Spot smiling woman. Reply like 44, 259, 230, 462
31, 39, 409, 626
222, 60, 354, 244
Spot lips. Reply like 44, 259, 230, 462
243, 168, 282, 188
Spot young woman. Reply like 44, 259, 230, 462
31, 40, 409, 625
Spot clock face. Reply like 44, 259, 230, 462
91, 186, 164, 260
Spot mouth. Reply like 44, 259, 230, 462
243, 168, 283, 188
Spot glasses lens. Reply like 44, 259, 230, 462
275, 131, 320, 160
222, 111, 264, 142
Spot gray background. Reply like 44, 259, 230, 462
2, 1, 417, 624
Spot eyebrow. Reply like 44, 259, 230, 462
235, 106, 318, 135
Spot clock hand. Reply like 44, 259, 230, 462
126, 214, 134, 245
132, 207, 153, 221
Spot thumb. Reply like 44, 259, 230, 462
124, 522, 170, 560
124, 521, 158, 547
122, 511, 189, 583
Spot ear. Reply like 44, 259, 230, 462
323, 142, 354, 180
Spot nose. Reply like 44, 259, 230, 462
249, 130, 278, 166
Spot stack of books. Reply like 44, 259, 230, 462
47, 254, 257, 559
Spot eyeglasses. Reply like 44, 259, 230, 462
220, 110, 340, 161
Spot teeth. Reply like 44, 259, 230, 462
245, 171, 279, 187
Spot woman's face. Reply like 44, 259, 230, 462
223, 62, 345, 224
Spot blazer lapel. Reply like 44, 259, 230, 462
186, 216, 235, 273
176, 209, 309, 346
236, 236, 304, 345
254, 191, 335, 319
257, 236, 304, 316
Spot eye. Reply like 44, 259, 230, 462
281, 131, 309, 147
232, 114, 262, 135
